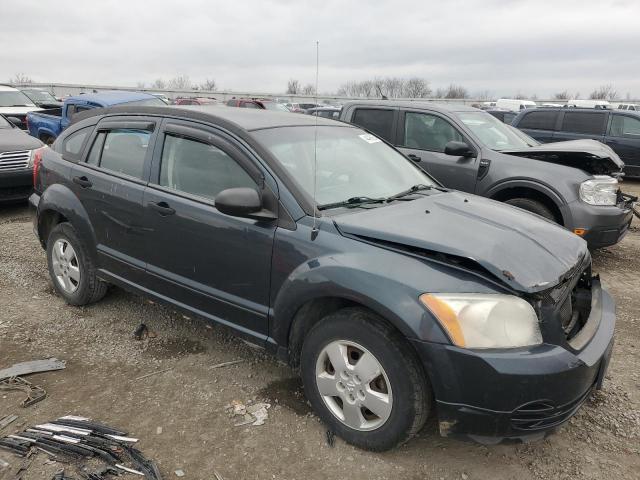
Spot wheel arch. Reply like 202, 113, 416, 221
487, 180, 566, 225
37, 184, 97, 258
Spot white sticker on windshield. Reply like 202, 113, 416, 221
359, 133, 381, 144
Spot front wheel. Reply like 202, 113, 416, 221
504, 197, 556, 222
300, 308, 431, 451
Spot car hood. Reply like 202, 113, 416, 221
502, 139, 624, 175
0, 127, 44, 152
332, 191, 588, 294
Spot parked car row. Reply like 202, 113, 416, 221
28, 105, 617, 452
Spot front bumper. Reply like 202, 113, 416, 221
411, 281, 615, 444
0, 169, 32, 203
567, 196, 634, 249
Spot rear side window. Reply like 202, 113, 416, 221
610, 115, 640, 138
351, 108, 395, 142
93, 129, 151, 179
66, 104, 91, 121
61, 126, 92, 162
561, 112, 606, 135
517, 111, 558, 130
159, 134, 256, 201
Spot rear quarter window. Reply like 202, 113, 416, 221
517, 111, 559, 130
351, 108, 395, 142
561, 112, 606, 135
60, 126, 92, 162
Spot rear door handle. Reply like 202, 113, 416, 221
407, 154, 422, 162
72, 176, 92, 188
149, 201, 176, 216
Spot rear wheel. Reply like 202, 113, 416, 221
300, 308, 430, 451
40, 134, 55, 147
504, 197, 556, 222
46, 222, 107, 305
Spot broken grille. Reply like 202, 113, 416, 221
0, 150, 30, 172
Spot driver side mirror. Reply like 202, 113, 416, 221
444, 141, 475, 158
6, 116, 23, 128
215, 187, 277, 221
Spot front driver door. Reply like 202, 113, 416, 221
142, 120, 277, 339
397, 110, 478, 192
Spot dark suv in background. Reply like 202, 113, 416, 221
512, 107, 640, 177
340, 101, 635, 249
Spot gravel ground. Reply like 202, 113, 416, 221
0, 181, 639, 480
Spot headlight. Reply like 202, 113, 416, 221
579, 176, 618, 206
420, 293, 542, 349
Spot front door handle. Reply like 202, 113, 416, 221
149, 201, 176, 216
407, 154, 422, 162
72, 176, 92, 188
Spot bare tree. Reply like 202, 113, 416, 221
475, 90, 492, 101
589, 84, 617, 100
286, 79, 300, 95
513, 92, 528, 100
168, 75, 192, 90
200, 78, 217, 91
136, 81, 146, 89
443, 84, 469, 99
9, 73, 33, 85
553, 90, 570, 100
302, 84, 315, 96
152, 78, 166, 89
403, 78, 431, 98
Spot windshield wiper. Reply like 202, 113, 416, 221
385, 183, 443, 201
317, 196, 386, 211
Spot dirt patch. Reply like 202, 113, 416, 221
1, 183, 639, 480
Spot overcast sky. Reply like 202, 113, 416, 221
2, 0, 639, 98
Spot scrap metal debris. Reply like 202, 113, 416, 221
0, 376, 47, 407
227, 400, 271, 427
0, 415, 18, 432
0, 358, 66, 408
0, 358, 66, 381
0, 415, 162, 479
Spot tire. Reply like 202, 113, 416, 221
46, 222, 107, 306
504, 197, 556, 222
40, 135, 55, 147
300, 308, 430, 451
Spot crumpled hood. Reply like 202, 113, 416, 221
502, 139, 624, 175
0, 127, 43, 152
333, 191, 588, 293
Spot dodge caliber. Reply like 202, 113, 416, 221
29, 106, 615, 450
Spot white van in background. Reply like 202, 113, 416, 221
566, 99, 610, 109
495, 98, 537, 112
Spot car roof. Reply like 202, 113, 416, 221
73, 104, 349, 132
341, 100, 479, 113
68, 90, 157, 106
0, 85, 20, 92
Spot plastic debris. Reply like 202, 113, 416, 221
227, 401, 271, 426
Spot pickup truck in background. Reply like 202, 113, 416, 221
27, 91, 166, 145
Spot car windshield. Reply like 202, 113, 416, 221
22, 89, 58, 103
262, 102, 290, 112
457, 112, 536, 150
252, 126, 436, 208
0, 116, 11, 128
119, 98, 167, 107
0, 91, 36, 107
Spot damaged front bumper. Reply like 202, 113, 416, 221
567, 193, 635, 249
410, 280, 615, 444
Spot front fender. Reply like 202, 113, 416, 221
484, 178, 572, 226
37, 183, 97, 258
271, 250, 460, 348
